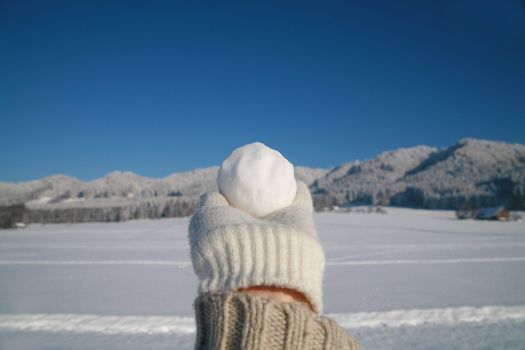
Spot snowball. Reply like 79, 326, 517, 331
217, 142, 297, 218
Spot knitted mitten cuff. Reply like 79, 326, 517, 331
194, 292, 361, 350
188, 181, 325, 313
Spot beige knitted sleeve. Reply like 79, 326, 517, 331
193, 292, 361, 350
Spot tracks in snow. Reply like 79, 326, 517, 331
326, 256, 525, 266
327, 305, 525, 328
0, 314, 195, 335
1, 306, 524, 335
1, 257, 525, 267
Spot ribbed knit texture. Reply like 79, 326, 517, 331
194, 292, 361, 350
188, 181, 326, 313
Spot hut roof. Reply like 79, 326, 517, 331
476, 207, 508, 220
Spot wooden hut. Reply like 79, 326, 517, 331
475, 207, 509, 221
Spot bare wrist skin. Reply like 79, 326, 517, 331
238, 285, 314, 312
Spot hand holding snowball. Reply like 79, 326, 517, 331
188, 142, 325, 313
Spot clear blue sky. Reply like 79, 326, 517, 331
1, 0, 524, 182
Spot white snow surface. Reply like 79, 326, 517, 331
217, 142, 297, 217
0, 208, 524, 349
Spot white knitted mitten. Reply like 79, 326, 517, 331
188, 180, 326, 313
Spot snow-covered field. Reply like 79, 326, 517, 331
0, 208, 524, 349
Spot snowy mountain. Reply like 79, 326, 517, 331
311, 138, 525, 210
0, 166, 327, 207
1, 138, 524, 225
311, 145, 437, 206
0, 166, 329, 225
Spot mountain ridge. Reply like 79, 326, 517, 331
311, 138, 525, 210
1, 138, 524, 225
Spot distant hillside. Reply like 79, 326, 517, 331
0, 167, 220, 207
311, 138, 525, 210
1, 138, 524, 225
0, 166, 329, 225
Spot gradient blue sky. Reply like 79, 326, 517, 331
1, 0, 524, 182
